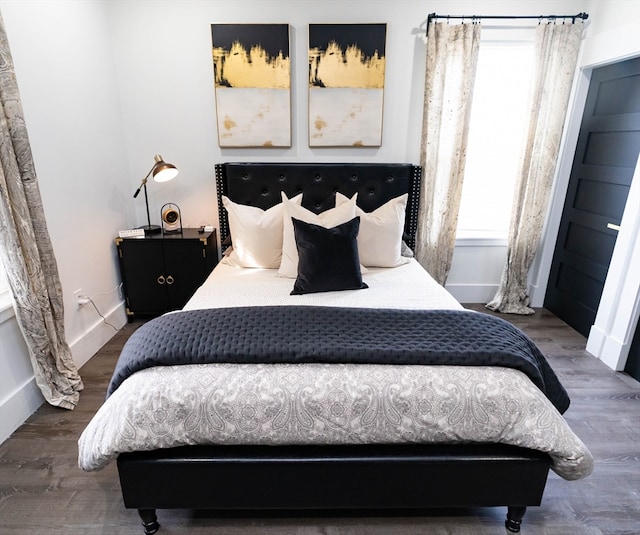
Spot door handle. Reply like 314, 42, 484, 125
166, 275, 175, 285
157, 275, 166, 285
607, 223, 621, 232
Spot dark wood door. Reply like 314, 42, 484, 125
545, 58, 640, 336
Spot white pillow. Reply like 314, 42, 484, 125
337, 192, 410, 268
222, 194, 302, 268
278, 192, 358, 278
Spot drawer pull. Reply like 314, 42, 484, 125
157, 275, 166, 285
166, 275, 175, 285
607, 223, 621, 232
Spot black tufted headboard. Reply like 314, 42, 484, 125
215, 162, 422, 251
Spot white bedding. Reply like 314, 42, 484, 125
78, 259, 593, 480
183, 257, 463, 311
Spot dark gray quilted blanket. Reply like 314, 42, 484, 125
107, 307, 570, 413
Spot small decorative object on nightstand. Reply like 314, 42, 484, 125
161, 203, 182, 234
115, 228, 217, 319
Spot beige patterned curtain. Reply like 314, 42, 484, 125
415, 22, 481, 285
0, 15, 83, 409
487, 22, 584, 315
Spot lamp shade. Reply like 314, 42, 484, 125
133, 154, 179, 234
152, 155, 178, 183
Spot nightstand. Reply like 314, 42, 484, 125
115, 229, 218, 318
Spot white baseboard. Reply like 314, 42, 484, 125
587, 324, 630, 371
0, 377, 44, 444
70, 301, 128, 369
0, 301, 126, 446
445, 284, 498, 305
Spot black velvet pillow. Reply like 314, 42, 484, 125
291, 217, 368, 295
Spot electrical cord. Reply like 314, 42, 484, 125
78, 283, 123, 332
88, 283, 124, 299
86, 297, 120, 332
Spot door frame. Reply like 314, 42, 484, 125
586, 162, 640, 370
530, 59, 640, 372
529, 67, 592, 309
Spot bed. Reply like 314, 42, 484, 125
78, 162, 593, 534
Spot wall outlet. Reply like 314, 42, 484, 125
74, 288, 88, 308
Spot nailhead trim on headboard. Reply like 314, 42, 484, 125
214, 163, 422, 253
214, 163, 230, 247
406, 165, 422, 251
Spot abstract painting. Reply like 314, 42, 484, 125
308, 23, 386, 147
211, 24, 291, 147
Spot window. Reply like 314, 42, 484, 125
456, 40, 535, 240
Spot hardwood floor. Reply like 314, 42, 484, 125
1, 305, 638, 534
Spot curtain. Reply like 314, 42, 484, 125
487, 22, 583, 315
414, 22, 481, 286
0, 15, 83, 409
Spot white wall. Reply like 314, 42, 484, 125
106, 0, 430, 232
104, 0, 586, 304
447, 238, 508, 303
104, 0, 587, 230
0, 306, 44, 444
0, 0, 130, 442
1, 0, 131, 356
1, 0, 627, 442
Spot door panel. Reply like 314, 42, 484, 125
119, 240, 169, 314
583, 130, 640, 166
162, 240, 208, 310
593, 73, 640, 115
564, 222, 617, 265
574, 178, 629, 218
545, 58, 640, 336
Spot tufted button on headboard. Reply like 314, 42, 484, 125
215, 162, 422, 252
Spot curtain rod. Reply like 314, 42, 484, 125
426, 12, 589, 34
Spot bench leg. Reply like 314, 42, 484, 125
138, 509, 160, 534
505, 506, 526, 532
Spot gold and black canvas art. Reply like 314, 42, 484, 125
211, 24, 291, 147
308, 23, 386, 147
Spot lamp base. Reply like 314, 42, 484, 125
137, 224, 161, 235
